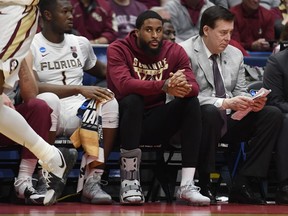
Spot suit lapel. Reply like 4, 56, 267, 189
194, 37, 215, 87
220, 51, 231, 88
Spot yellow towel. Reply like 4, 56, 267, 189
69, 98, 106, 192
70, 99, 104, 164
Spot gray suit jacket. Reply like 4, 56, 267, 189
179, 35, 250, 106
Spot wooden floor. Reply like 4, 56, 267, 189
1, 201, 288, 215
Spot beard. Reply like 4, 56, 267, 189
138, 38, 163, 56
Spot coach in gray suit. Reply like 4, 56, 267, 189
180, 6, 282, 205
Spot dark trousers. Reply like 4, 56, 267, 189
276, 113, 288, 182
199, 104, 282, 178
118, 94, 202, 167
0, 98, 52, 159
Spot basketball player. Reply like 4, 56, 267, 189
28, 0, 119, 205
0, 0, 77, 206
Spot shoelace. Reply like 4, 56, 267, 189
14, 177, 38, 193
91, 173, 108, 186
38, 159, 54, 173
184, 184, 201, 192
85, 173, 108, 194
180, 180, 201, 194
41, 169, 53, 188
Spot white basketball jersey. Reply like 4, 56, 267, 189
0, 2, 39, 89
0, 0, 38, 5
31, 33, 97, 102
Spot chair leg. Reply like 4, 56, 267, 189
154, 151, 173, 203
259, 179, 267, 200
231, 142, 246, 178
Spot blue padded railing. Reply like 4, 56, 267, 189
244, 51, 272, 67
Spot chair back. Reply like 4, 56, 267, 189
247, 80, 263, 96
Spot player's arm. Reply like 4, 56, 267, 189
85, 60, 107, 79
18, 55, 38, 102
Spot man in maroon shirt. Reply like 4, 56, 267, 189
71, 0, 117, 44
136, 0, 167, 9
230, 0, 275, 51
109, 0, 148, 39
107, 10, 210, 206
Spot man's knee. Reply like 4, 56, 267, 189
102, 98, 119, 128
37, 92, 60, 113
119, 94, 144, 113
201, 104, 222, 123
261, 105, 282, 124
26, 98, 52, 114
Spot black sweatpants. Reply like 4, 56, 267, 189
118, 94, 202, 167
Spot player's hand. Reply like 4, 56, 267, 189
168, 70, 187, 87
79, 86, 114, 102
165, 69, 192, 97
167, 85, 192, 97
2, 93, 15, 109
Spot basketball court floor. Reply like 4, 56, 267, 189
1, 201, 288, 216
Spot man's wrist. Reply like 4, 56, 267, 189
162, 79, 169, 92
222, 99, 228, 109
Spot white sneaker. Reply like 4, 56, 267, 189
14, 177, 45, 205
176, 181, 210, 206
39, 147, 78, 206
81, 172, 112, 204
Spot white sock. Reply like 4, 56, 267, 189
180, 167, 196, 186
18, 159, 37, 179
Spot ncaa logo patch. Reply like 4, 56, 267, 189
40, 47, 46, 53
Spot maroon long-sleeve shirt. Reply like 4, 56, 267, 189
107, 30, 199, 108
71, 0, 117, 43
230, 3, 275, 51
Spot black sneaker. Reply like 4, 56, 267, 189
40, 148, 78, 206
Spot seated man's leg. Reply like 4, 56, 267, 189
81, 98, 119, 204
140, 97, 210, 205
171, 98, 210, 206
274, 113, 288, 204
40, 92, 118, 205
197, 104, 223, 204
0, 94, 77, 205
223, 106, 282, 204
14, 98, 52, 204
118, 94, 145, 204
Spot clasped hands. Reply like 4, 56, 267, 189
163, 69, 192, 97
222, 95, 267, 112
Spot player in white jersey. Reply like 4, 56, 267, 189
28, 0, 119, 204
0, 0, 39, 90
0, 0, 79, 206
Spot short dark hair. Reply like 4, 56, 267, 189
135, 10, 163, 29
39, 0, 57, 18
199, 6, 234, 36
